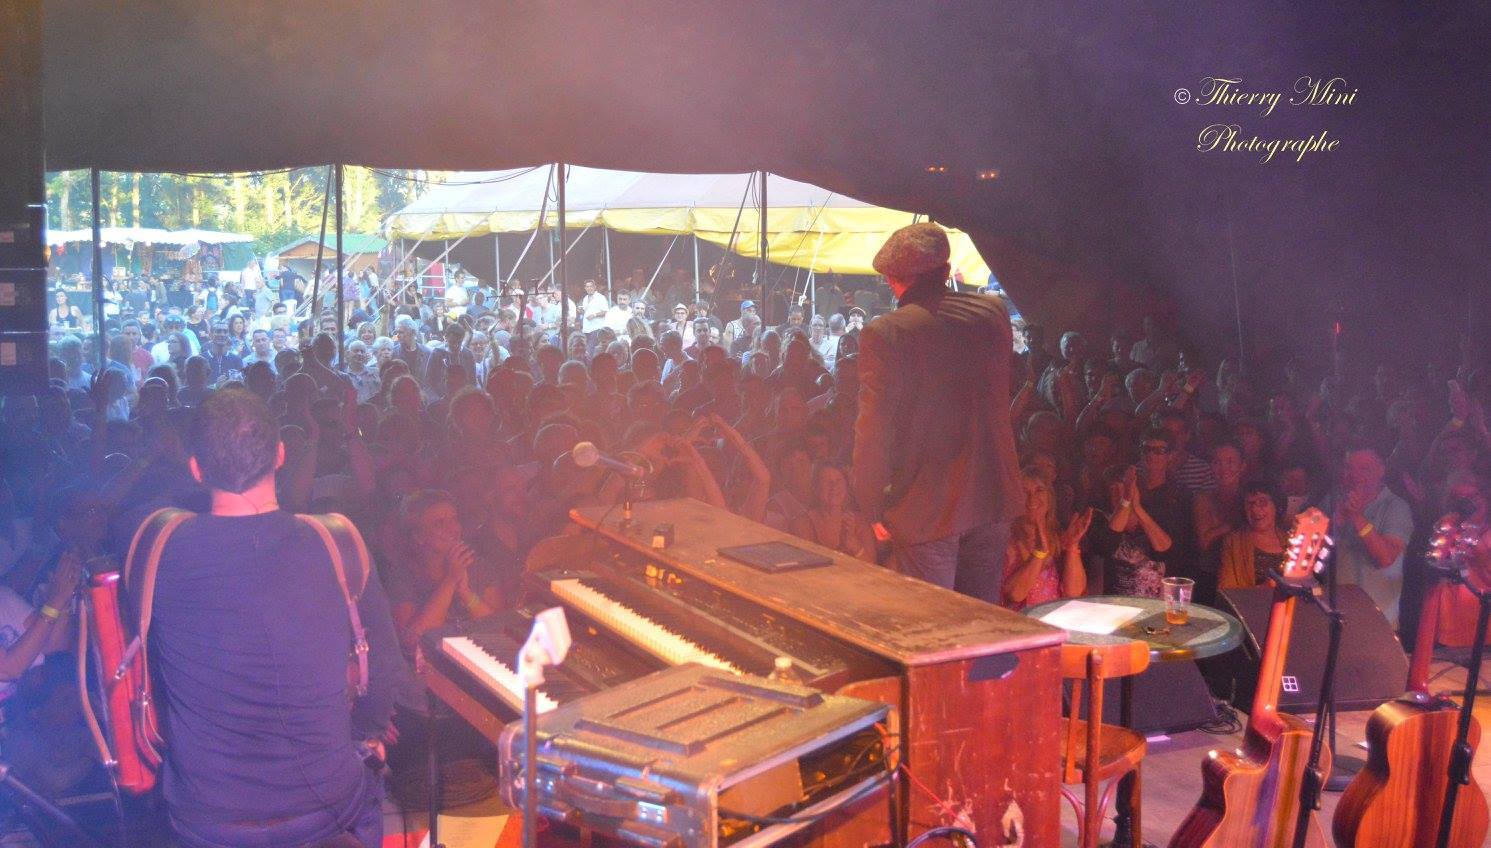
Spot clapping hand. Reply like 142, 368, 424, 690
444, 541, 476, 587
1158, 370, 1181, 398
1061, 508, 1094, 549
1342, 489, 1371, 529
46, 551, 85, 609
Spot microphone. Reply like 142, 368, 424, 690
571, 441, 648, 480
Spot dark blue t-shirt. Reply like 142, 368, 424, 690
144, 510, 403, 826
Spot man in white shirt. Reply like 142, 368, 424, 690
605, 290, 634, 338
579, 278, 609, 353
723, 299, 757, 352
1329, 445, 1414, 627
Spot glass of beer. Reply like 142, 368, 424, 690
1162, 577, 1195, 626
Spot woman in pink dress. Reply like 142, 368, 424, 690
1003, 469, 1091, 611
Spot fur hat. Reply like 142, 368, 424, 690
872, 222, 950, 278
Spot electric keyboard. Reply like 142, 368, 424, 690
421, 498, 1067, 845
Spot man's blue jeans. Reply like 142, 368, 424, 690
170, 765, 383, 848
892, 520, 1012, 605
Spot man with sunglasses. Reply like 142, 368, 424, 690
1130, 427, 1201, 594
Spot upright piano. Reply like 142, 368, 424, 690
423, 498, 1066, 846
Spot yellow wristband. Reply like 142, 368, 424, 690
39, 604, 61, 621
1357, 522, 1375, 538
1032, 550, 1050, 559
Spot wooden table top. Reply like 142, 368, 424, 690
1025, 594, 1245, 662
570, 498, 1065, 666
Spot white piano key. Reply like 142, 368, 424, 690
441, 635, 559, 714
549, 578, 742, 674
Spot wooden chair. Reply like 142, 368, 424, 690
1060, 639, 1151, 848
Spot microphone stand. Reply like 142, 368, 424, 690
516, 610, 570, 848
1436, 573, 1490, 848
523, 682, 539, 848
1293, 584, 1344, 848
1322, 298, 1365, 792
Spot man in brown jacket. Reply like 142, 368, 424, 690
852, 223, 1024, 603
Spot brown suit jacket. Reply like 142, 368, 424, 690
851, 284, 1024, 545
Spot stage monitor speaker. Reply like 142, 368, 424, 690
1215, 584, 1406, 714
0, 332, 48, 395
0, 268, 46, 332
1096, 660, 1221, 735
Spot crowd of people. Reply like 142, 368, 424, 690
4, 256, 1490, 835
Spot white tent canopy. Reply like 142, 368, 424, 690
383, 166, 993, 284
47, 227, 254, 247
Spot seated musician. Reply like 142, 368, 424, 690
387, 489, 508, 653
1216, 480, 1290, 590
144, 389, 403, 848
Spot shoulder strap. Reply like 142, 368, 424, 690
124, 508, 194, 648
296, 513, 371, 697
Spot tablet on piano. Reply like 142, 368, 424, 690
717, 541, 833, 573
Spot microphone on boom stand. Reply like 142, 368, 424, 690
565, 442, 653, 528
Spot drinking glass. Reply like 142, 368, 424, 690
1162, 576, 1195, 625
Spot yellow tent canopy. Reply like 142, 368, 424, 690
383, 166, 994, 286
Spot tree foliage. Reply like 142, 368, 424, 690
44, 167, 424, 253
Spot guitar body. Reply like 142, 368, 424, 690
1333, 694, 1488, 848
1167, 714, 1331, 848
1170, 509, 1335, 848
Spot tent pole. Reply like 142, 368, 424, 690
639, 235, 681, 303
335, 163, 345, 364
310, 165, 332, 325
493, 231, 501, 292
90, 168, 105, 373
758, 171, 767, 323
806, 231, 825, 315
604, 227, 613, 299
557, 163, 569, 354
693, 234, 700, 305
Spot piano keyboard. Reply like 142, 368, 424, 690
549, 577, 744, 674
440, 635, 560, 714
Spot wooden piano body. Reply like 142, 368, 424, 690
423, 498, 1065, 846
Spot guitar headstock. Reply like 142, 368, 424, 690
1280, 507, 1332, 587
1428, 518, 1484, 575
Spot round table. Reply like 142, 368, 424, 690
1024, 595, 1245, 848
1025, 594, 1245, 661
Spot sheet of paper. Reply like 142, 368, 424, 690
1039, 599, 1146, 634
415, 812, 512, 848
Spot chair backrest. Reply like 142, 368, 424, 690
1061, 640, 1150, 783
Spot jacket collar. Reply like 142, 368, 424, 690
895, 281, 947, 309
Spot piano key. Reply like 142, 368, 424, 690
441, 635, 559, 714
549, 578, 743, 674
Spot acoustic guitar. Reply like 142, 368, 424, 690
1332, 519, 1489, 848
1167, 508, 1332, 848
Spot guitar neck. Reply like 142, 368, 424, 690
1406, 580, 1445, 694
1247, 589, 1300, 738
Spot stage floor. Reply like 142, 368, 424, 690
1082, 657, 1491, 848
379, 657, 1491, 848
